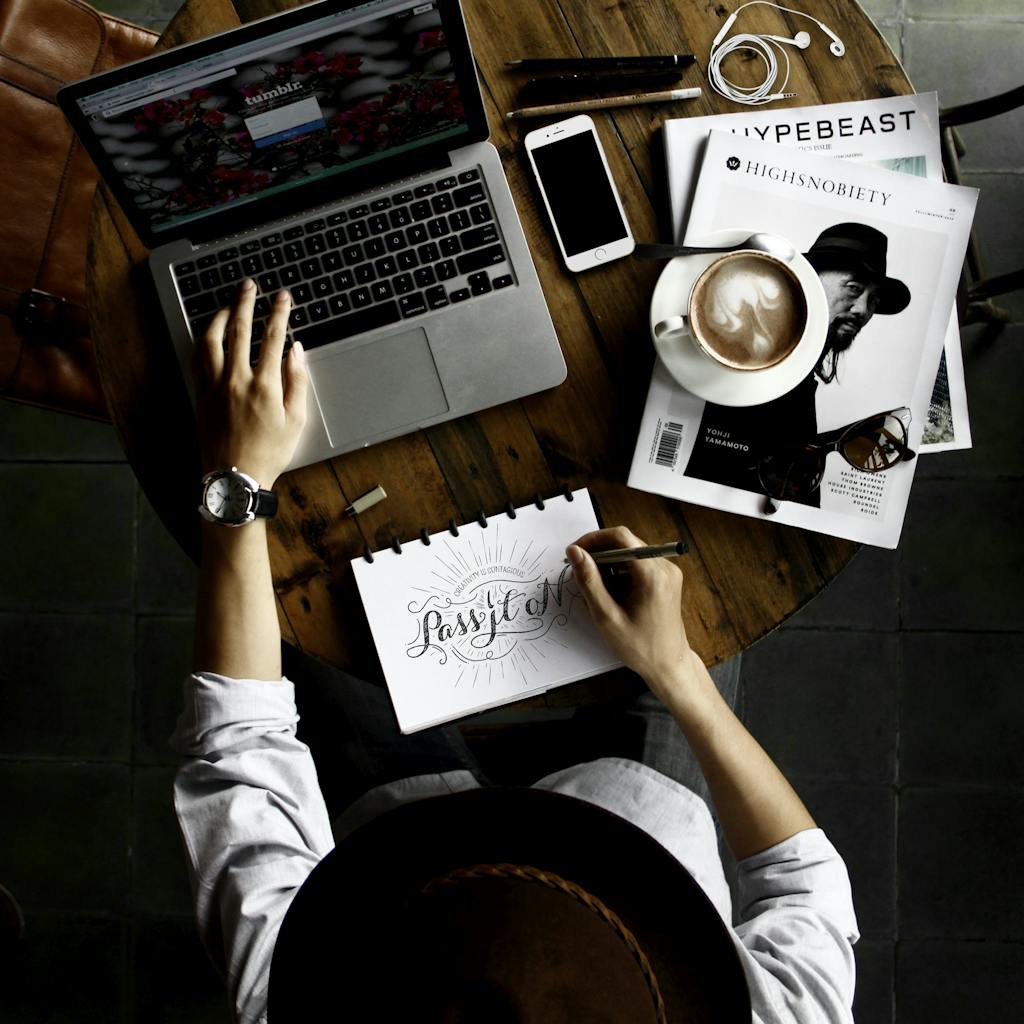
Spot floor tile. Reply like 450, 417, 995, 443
792, 782, 896, 938
0, 613, 133, 761
133, 766, 194, 917
0, 402, 124, 462
742, 631, 899, 783
901, 479, 1024, 631
0, 763, 131, 912
904, 19, 1024, 172
0, 465, 135, 612
132, 917, 228, 1024
917, 324, 1024, 479
0, 912, 124, 1024
899, 787, 1024, 940
137, 491, 198, 615
784, 545, 900, 631
897, 939, 1024, 1023
136, 617, 195, 765
902, 633, 1024, 786
853, 938, 895, 1024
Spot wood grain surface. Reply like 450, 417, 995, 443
87, 0, 912, 686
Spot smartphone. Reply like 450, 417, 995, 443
524, 114, 635, 273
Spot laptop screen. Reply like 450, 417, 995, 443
71, 0, 472, 237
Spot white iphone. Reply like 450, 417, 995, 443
524, 114, 635, 273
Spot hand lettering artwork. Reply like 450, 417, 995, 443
351, 491, 621, 733
406, 535, 583, 685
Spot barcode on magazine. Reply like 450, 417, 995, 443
654, 420, 684, 469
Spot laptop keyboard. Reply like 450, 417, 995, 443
171, 167, 514, 362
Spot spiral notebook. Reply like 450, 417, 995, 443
351, 488, 621, 733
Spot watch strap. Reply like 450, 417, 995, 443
253, 488, 278, 518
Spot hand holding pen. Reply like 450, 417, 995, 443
566, 527, 696, 688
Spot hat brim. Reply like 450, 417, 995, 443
805, 249, 911, 315
269, 787, 750, 1022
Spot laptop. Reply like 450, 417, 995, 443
59, 0, 565, 471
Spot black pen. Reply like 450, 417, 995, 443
565, 541, 689, 565
519, 70, 683, 102
506, 55, 696, 72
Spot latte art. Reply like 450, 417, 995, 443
689, 252, 807, 371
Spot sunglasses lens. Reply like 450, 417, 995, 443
842, 413, 908, 471
758, 452, 825, 500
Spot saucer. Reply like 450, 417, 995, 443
649, 228, 828, 407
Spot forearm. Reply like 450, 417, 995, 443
192, 521, 282, 680
652, 651, 816, 861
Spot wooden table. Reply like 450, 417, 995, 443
88, 0, 911, 686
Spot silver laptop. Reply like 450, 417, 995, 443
59, 0, 565, 471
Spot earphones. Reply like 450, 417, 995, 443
708, 2, 845, 106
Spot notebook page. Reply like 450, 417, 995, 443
351, 488, 621, 733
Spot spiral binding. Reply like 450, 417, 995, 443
360, 485, 577, 562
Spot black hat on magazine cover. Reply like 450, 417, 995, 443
267, 786, 751, 1023
804, 221, 911, 316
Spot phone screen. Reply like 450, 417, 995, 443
531, 131, 628, 256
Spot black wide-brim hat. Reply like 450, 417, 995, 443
804, 222, 911, 315
269, 787, 750, 1023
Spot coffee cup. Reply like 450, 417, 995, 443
654, 250, 808, 372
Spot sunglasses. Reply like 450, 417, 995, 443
757, 407, 916, 514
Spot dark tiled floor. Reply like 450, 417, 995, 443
1, 2, 1022, 1021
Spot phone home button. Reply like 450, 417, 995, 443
594, 247, 608, 260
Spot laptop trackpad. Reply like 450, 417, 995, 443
311, 328, 449, 448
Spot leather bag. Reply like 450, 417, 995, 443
0, 0, 158, 421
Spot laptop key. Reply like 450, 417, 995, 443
304, 235, 327, 256
436, 260, 457, 281
426, 285, 449, 310
468, 271, 492, 296
178, 275, 201, 297
368, 214, 389, 234
414, 267, 436, 288
449, 210, 470, 231
241, 254, 263, 275
370, 197, 391, 211
263, 248, 284, 268
322, 251, 342, 272
355, 265, 376, 285
493, 275, 514, 289
174, 261, 196, 278
347, 220, 369, 241
284, 226, 305, 241
431, 193, 454, 214
200, 268, 221, 290
410, 200, 432, 221
437, 175, 458, 190
294, 300, 401, 351
470, 203, 493, 225
258, 270, 281, 293
221, 262, 243, 283
326, 228, 345, 248
413, 182, 436, 197
351, 287, 372, 308
374, 256, 397, 277
292, 283, 312, 304
300, 257, 322, 278
385, 231, 406, 252
280, 266, 301, 287
327, 211, 347, 226
255, 296, 272, 317
342, 244, 364, 264
197, 254, 218, 270
397, 251, 418, 271
440, 236, 461, 257
349, 204, 370, 218
457, 169, 480, 183
388, 207, 411, 228
185, 293, 217, 317
427, 217, 449, 239
417, 242, 440, 264
309, 300, 330, 322
218, 247, 240, 262
393, 273, 414, 295
456, 244, 505, 275
392, 190, 413, 205
399, 292, 427, 318
305, 218, 326, 233
453, 183, 485, 206
262, 233, 283, 248
329, 293, 351, 316
364, 238, 386, 259
407, 224, 428, 246
284, 242, 305, 262
289, 306, 309, 329
449, 288, 471, 303
460, 224, 499, 251
215, 286, 236, 308
332, 269, 354, 291
371, 281, 393, 302
312, 276, 334, 298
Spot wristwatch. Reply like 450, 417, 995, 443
199, 467, 278, 526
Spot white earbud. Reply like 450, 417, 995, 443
765, 30, 812, 48
814, 21, 845, 56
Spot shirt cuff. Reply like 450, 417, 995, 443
170, 672, 299, 759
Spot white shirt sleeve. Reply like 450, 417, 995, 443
170, 672, 335, 1024
733, 828, 860, 1024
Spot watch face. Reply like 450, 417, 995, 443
205, 473, 251, 523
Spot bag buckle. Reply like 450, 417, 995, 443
16, 289, 68, 337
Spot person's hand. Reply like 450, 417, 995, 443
566, 526, 702, 700
193, 279, 308, 488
